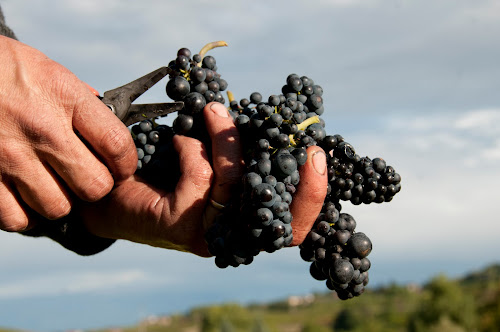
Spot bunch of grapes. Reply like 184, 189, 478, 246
127, 42, 401, 300
324, 139, 402, 205
203, 71, 334, 268
131, 120, 179, 191
166, 43, 228, 142
132, 42, 229, 189
300, 204, 372, 299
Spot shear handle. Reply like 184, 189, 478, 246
100, 66, 173, 121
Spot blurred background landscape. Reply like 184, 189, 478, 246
1, 0, 499, 331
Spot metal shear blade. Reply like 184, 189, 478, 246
100, 66, 184, 126
123, 102, 183, 127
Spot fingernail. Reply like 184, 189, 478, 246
210, 102, 228, 118
312, 151, 327, 175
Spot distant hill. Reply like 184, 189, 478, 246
3, 263, 499, 332
84, 262, 500, 332
460, 263, 500, 284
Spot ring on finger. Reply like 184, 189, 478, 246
209, 198, 225, 211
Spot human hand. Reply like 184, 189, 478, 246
81, 102, 328, 256
0, 36, 137, 232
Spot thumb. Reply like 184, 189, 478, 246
290, 146, 328, 245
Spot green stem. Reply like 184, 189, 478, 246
289, 116, 321, 147
197, 41, 228, 67
296, 115, 320, 131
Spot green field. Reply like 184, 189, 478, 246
79, 264, 500, 332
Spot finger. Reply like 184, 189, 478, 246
165, 134, 214, 255
290, 146, 328, 246
44, 132, 115, 202
13, 162, 72, 220
83, 82, 99, 96
202, 102, 244, 228
71, 82, 137, 180
0, 182, 30, 232
169, 135, 213, 219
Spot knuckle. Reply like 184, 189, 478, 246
0, 216, 29, 232
0, 142, 29, 171
43, 62, 78, 103
101, 126, 131, 157
218, 166, 242, 187
100, 126, 136, 171
190, 165, 214, 185
20, 112, 54, 146
42, 197, 72, 220
78, 171, 113, 202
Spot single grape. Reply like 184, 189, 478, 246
166, 76, 190, 101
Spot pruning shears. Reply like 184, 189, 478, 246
96, 66, 183, 126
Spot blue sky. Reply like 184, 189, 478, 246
1, 0, 500, 331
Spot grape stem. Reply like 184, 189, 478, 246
198, 41, 228, 67
289, 115, 320, 146
296, 115, 320, 131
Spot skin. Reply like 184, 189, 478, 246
0, 36, 137, 232
82, 102, 329, 257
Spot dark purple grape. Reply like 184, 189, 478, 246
316, 221, 331, 235
193, 82, 208, 94
372, 157, 386, 173
306, 94, 323, 111
139, 120, 153, 133
136, 148, 144, 160
270, 220, 286, 238
166, 76, 190, 101
217, 78, 228, 91
287, 75, 303, 92
334, 229, 351, 245
350, 257, 362, 270
173, 114, 194, 134
330, 259, 354, 284
176, 55, 190, 70
183, 92, 206, 114
273, 154, 298, 178
359, 257, 371, 272
204, 69, 215, 82
313, 85, 323, 96
136, 132, 147, 145
192, 53, 201, 63
249, 92, 262, 104
177, 47, 191, 58
190, 66, 206, 82
347, 233, 372, 258
208, 80, 220, 92
243, 172, 262, 190
251, 183, 276, 207
306, 123, 326, 141
310, 262, 328, 280
255, 208, 273, 227
202, 55, 216, 69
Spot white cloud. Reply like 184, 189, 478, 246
376, 108, 500, 168
0, 269, 155, 299
453, 0, 500, 22
481, 138, 500, 161
454, 109, 500, 135
339, 108, 500, 260
319, 0, 379, 7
